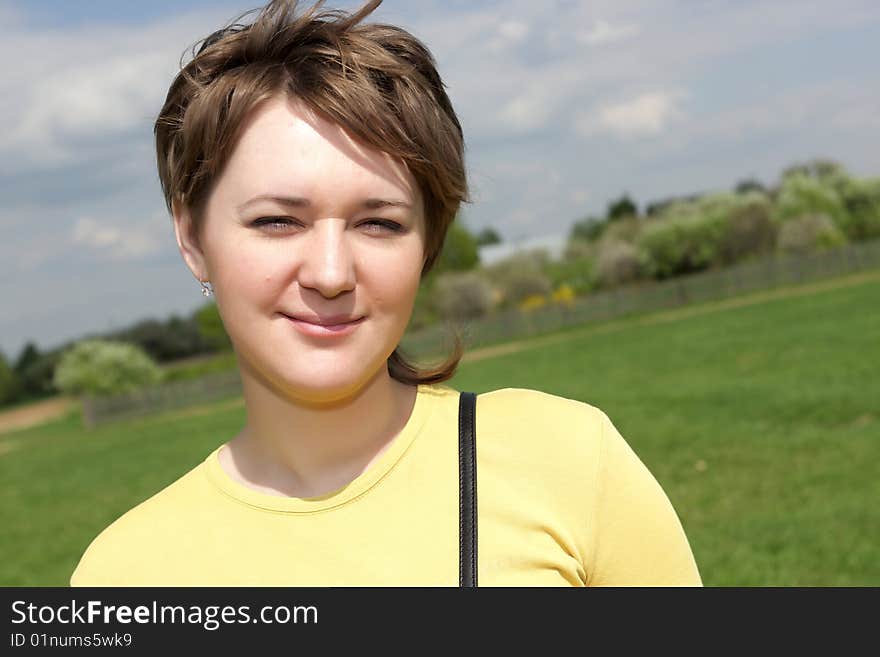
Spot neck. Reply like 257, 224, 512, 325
220, 361, 418, 499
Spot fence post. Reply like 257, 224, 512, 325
676, 280, 688, 306
840, 245, 861, 271
82, 395, 95, 430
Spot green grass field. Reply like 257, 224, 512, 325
1, 272, 877, 586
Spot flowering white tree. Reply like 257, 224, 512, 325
54, 340, 162, 397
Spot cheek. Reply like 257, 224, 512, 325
363, 250, 423, 313
212, 244, 284, 308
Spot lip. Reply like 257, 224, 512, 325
288, 313, 363, 326
283, 314, 365, 338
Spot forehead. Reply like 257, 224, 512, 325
215, 95, 421, 208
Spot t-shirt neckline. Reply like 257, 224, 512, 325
203, 383, 437, 514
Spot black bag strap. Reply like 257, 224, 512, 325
458, 391, 478, 587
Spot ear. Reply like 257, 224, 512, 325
171, 199, 209, 282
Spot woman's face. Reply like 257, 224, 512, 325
175, 95, 427, 403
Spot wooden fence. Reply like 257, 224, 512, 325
399, 238, 880, 359
82, 369, 242, 428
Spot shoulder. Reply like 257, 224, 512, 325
473, 387, 612, 464
477, 387, 608, 434
477, 387, 603, 416
69, 457, 211, 586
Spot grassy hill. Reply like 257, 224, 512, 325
1, 271, 877, 586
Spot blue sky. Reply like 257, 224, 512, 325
2, 0, 879, 359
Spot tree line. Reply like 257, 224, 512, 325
413, 158, 880, 325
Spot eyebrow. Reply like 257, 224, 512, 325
236, 195, 412, 212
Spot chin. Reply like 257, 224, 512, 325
281, 377, 379, 406
254, 355, 391, 402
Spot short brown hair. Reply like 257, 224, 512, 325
155, 0, 468, 385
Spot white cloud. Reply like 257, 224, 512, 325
0, 8, 235, 170
74, 218, 122, 248
576, 20, 640, 46
485, 20, 530, 53
18, 51, 168, 141
829, 95, 880, 132
498, 20, 529, 42
570, 188, 590, 204
500, 93, 553, 132
661, 77, 880, 145
574, 90, 686, 138
72, 214, 168, 260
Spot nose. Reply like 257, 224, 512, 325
297, 219, 356, 298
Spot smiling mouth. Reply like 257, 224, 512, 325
283, 314, 365, 336
282, 313, 364, 326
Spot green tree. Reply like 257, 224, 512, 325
475, 227, 502, 247
607, 194, 638, 221
112, 315, 207, 362
53, 340, 163, 397
15, 349, 63, 399
775, 173, 848, 227
569, 216, 606, 242
408, 275, 441, 331
719, 202, 777, 264
433, 271, 496, 321
636, 211, 730, 279
482, 250, 553, 308
594, 240, 644, 288
778, 214, 847, 254
0, 351, 17, 405
782, 158, 846, 183
11, 342, 48, 401
645, 192, 702, 217
434, 221, 480, 274
781, 163, 811, 181
598, 216, 643, 245
544, 252, 595, 296
735, 178, 767, 195
834, 176, 880, 241
194, 303, 232, 351
14, 342, 41, 374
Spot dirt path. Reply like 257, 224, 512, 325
0, 396, 76, 434
462, 269, 880, 364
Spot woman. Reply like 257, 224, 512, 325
70, 0, 701, 587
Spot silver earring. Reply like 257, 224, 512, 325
199, 280, 214, 297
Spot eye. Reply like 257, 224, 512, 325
360, 219, 404, 234
252, 216, 300, 231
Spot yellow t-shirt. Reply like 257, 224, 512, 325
70, 384, 702, 587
